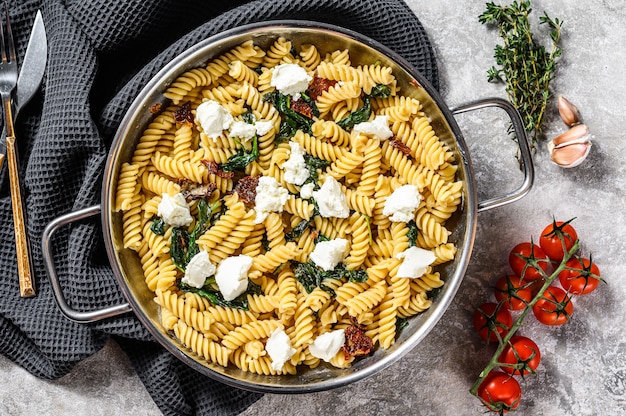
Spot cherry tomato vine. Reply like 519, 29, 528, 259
469, 218, 604, 414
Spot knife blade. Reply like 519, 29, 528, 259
0, 10, 47, 170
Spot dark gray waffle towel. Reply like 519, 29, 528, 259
0, 0, 438, 414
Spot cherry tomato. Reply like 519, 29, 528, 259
509, 242, 550, 281
473, 302, 513, 342
532, 286, 573, 326
494, 275, 533, 311
499, 336, 541, 376
539, 219, 578, 261
559, 256, 602, 295
477, 371, 522, 413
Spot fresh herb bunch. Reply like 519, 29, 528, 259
479, 0, 563, 154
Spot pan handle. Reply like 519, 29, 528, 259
41, 205, 133, 323
451, 97, 534, 213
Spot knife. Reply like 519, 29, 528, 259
0, 10, 47, 170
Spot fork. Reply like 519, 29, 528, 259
0, 2, 35, 297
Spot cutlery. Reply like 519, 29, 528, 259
0, 4, 35, 297
0, 9, 46, 171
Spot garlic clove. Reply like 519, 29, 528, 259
549, 141, 592, 168
558, 95, 582, 127
551, 123, 590, 148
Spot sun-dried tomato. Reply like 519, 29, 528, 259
174, 101, 194, 124
290, 99, 314, 119
308, 73, 337, 100
343, 322, 374, 360
389, 138, 412, 156
178, 179, 217, 201
201, 160, 235, 179
234, 175, 259, 205
149, 103, 162, 114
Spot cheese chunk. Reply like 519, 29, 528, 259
283, 141, 310, 185
254, 176, 289, 224
215, 255, 252, 301
270, 63, 312, 100
353, 115, 393, 140
312, 176, 349, 218
182, 251, 216, 289
309, 238, 348, 271
383, 184, 421, 223
395, 247, 437, 278
157, 193, 193, 227
309, 329, 346, 362
195, 99, 234, 140
266, 328, 296, 371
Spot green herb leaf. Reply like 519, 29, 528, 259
219, 134, 259, 172
150, 217, 166, 236
337, 96, 371, 130
170, 227, 190, 272
479, 0, 563, 155
407, 219, 418, 247
286, 219, 310, 242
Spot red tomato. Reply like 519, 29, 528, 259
473, 302, 513, 342
539, 219, 578, 261
499, 336, 541, 376
477, 371, 522, 413
559, 256, 602, 295
509, 242, 550, 281
494, 275, 533, 311
532, 286, 573, 326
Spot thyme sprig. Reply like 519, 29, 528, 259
479, 1, 563, 154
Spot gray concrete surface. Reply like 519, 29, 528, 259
2, 0, 626, 415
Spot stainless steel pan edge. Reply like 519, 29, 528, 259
42, 20, 532, 394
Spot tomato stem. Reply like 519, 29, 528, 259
469, 239, 580, 397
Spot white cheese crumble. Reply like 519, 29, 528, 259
215, 255, 253, 301
309, 238, 348, 271
395, 247, 437, 278
254, 176, 289, 224
265, 328, 296, 371
228, 120, 257, 141
228, 119, 275, 142
182, 251, 216, 289
383, 184, 421, 223
353, 115, 393, 140
254, 120, 274, 136
309, 329, 346, 362
283, 141, 310, 185
270, 63, 312, 100
157, 193, 193, 227
312, 176, 350, 218
299, 182, 315, 199
195, 99, 234, 140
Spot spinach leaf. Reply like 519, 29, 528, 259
150, 217, 165, 236
286, 218, 310, 242
293, 261, 322, 294
170, 199, 221, 272
337, 97, 371, 130
300, 92, 320, 118
396, 317, 409, 332
181, 284, 249, 310
219, 134, 259, 172
369, 84, 392, 99
170, 227, 191, 272
303, 154, 330, 186
292, 260, 368, 294
336, 84, 392, 130
407, 219, 418, 247
264, 91, 313, 139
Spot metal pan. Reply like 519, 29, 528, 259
42, 20, 533, 393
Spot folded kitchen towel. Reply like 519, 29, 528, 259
0, 0, 438, 414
